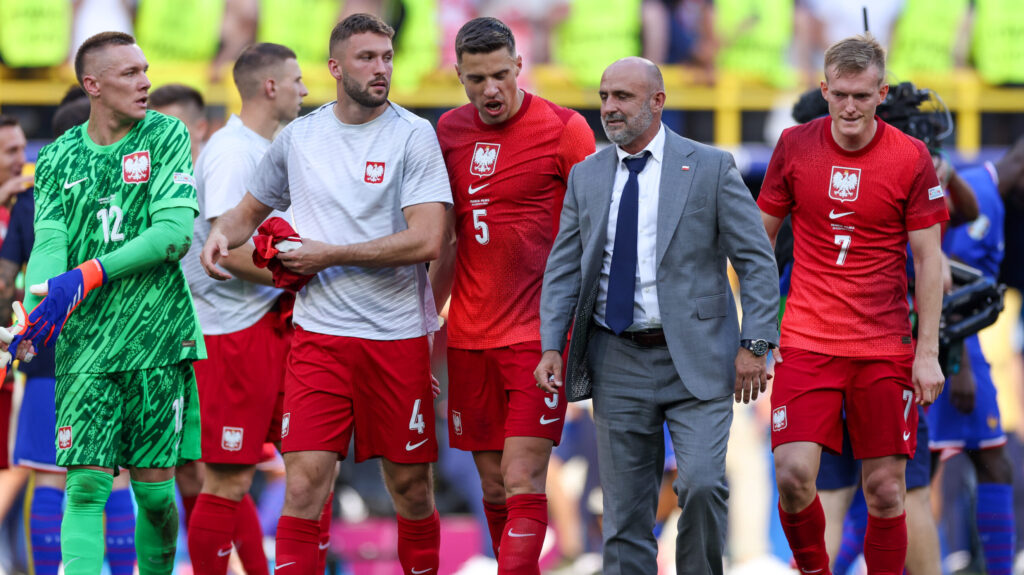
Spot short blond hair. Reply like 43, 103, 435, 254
824, 34, 886, 85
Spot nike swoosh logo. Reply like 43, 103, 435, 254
319, 542, 330, 550
828, 209, 854, 219
64, 558, 81, 568
217, 547, 233, 557
468, 182, 490, 195
406, 439, 429, 451
539, 416, 560, 425
801, 569, 824, 574
508, 529, 535, 538
64, 177, 88, 189
903, 431, 911, 441
411, 569, 433, 574
275, 562, 296, 570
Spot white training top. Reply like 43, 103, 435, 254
183, 115, 284, 335
248, 102, 452, 340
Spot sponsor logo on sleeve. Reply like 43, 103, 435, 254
364, 162, 385, 183
122, 151, 151, 184
772, 406, 787, 432
470, 143, 500, 177
173, 172, 196, 187
928, 185, 944, 200
221, 426, 244, 451
828, 166, 861, 202
58, 426, 73, 450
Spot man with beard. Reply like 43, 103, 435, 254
201, 13, 451, 575
535, 57, 779, 574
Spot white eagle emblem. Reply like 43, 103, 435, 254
58, 426, 73, 450
452, 410, 463, 436
221, 426, 244, 451
470, 143, 500, 177
771, 407, 787, 432
828, 166, 861, 202
122, 151, 151, 184
281, 413, 290, 438
364, 161, 385, 184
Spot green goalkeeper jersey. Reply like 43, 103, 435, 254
33, 110, 205, 375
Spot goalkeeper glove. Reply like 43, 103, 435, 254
20, 259, 106, 349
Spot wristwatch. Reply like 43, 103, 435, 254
740, 339, 773, 357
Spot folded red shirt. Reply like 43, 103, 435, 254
252, 217, 315, 292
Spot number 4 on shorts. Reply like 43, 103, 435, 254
409, 399, 425, 434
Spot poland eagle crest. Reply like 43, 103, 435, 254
470, 143, 500, 177
771, 407, 787, 432
365, 161, 385, 184
122, 151, 151, 184
58, 426, 73, 450
221, 426, 244, 451
828, 166, 861, 202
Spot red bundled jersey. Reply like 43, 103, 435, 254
437, 93, 594, 349
758, 117, 948, 357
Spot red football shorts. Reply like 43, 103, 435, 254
281, 327, 437, 464
447, 341, 567, 452
193, 307, 291, 464
770, 347, 917, 459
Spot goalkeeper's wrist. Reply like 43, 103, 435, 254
76, 259, 107, 290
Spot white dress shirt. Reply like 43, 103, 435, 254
594, 124, 666, 331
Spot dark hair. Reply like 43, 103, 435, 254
74, 31, 136, 85
0, 115, 18, 129
53, 98, 91, 138
58, 86, 88, 107
455, 17, 516, 62
233, 43, 298, 98
149, 83, 205, 112
329, 13, 394, 56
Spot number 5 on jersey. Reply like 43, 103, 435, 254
97, 206, 125, 243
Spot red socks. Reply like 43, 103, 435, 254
317, 492, 334, 575
275, 515, 319, 574
187, 494, 238, 575
483, 499, 509, 557
498, 494, 548, 575
181, 495, 199, 531
778, 495, 831, 575
396, 509, 440, 575
234, 494, 269, 575
864, 512, 907, 574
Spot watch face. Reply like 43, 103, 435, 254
750, 340, 769, 356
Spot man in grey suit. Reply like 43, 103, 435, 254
534, 57, 780, 574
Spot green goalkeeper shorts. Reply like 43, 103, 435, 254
55, 361, 201, 469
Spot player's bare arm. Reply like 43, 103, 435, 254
209, 229, 274, 286
277, 201, 445, 273
201, 191, 273, 280
427, 208, 457, 314
761, 211, 783, 249
533, 349, 563, 393
909, 223, 945, 405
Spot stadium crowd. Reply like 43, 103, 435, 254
0, 3, 1022, 575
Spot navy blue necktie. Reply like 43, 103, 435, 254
606, 152, 650, 335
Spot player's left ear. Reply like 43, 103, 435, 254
455, 63, 464, 85
265, 78, 277, 99
327, 58, 343, 82
878, 83, 889, 102
514, 54, 522, 77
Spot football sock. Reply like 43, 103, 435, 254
188, 494, 238, 575
498, 493, 547, 575
482, 499, 508, 557
396, 509, 440, 575
977, 483, 1015, 575
235, 494, 269, 575
132, 478, 179, 575
62, 469, 113, 575
317, 491, 334, 575
778, 495, 831, 575
863, 512, 907, 575
28, 485, 64, 575
181, 494, 198, 530
833, 491, 868, 575
105, 487, 137, 575
275, 515, 319, 574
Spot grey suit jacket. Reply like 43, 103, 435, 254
540, 127, 780, 401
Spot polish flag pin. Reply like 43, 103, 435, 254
681, 165, 691, 171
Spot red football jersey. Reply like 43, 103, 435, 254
437, 92, 595, 349
758, 117, 948, 357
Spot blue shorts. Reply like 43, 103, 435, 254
927, 336, 1006, 456
817, 405, 931, 490
13, 377, 61, 472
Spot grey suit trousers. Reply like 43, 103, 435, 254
589, 329, 732, 575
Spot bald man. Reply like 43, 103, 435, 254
5, 31, 203, 575
536, 57, 779, 574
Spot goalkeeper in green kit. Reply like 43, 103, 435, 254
1, 32, 204, 575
